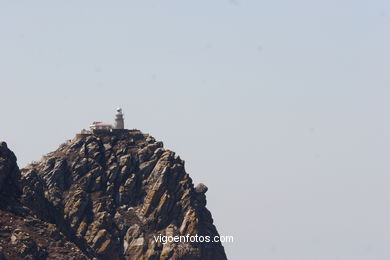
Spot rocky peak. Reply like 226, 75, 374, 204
0, 141, 21, 208
17, 130, 227, 259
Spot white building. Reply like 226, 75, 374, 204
88, 108, 125, 133
114, 108, 124, 129
90, 122, 113, 132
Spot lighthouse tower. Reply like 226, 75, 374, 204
114, 108, 124, 129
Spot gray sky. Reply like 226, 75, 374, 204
1, 1, 390, 259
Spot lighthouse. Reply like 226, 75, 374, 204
114, 108, 124, 129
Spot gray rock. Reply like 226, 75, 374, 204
0, 130, 227, 260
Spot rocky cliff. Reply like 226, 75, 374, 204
0, 142, 20, 207
0, 130, 227, 260
0, 141, 88, 259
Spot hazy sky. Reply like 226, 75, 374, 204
1, 1, 390, 259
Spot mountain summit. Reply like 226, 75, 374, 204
0, 130, 227, 259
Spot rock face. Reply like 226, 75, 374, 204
0, 141, 88, 259
1, 130, 227, 259
0, 141, 20, 207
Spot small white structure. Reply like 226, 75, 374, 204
88, 108, 125, 134
114, 108, 124, 129
90, 122, 113, 132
